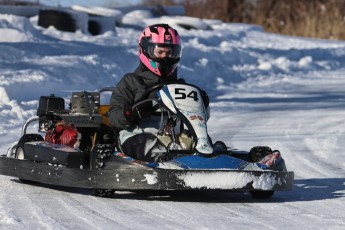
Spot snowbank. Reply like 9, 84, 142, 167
72, 5, 122, 32
0, 14, 46, 42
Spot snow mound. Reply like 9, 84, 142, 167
122, 10, 154, 28
71, 5, 123, 18
0, 14, 46, 42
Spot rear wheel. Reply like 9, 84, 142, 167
15, 146, 25, 160
15, 134, 43, 184
15, 134, 44, 159
250, 190, 274, 199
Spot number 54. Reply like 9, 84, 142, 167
175, 88, 199, 101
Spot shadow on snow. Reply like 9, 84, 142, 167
10, 177, 345, 203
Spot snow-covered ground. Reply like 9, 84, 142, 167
0, 11, 345, 230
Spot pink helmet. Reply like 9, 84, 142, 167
139, 24, 182, 77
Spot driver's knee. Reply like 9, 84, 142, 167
121, 133, 158, 161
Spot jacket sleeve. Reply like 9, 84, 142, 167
108, 74, 135, 130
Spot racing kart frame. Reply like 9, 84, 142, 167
0, 83, 294, 198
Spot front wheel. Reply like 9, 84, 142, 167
92, 188, 115, 198
250, 190, 274, 199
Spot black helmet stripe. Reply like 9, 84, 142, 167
148, 24, 175, 44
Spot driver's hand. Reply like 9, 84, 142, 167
123, 101, 153, 123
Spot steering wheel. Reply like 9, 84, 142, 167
137, 83, 165, 103
129, 83, 166, 118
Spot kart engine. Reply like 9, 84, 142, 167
45, 122, 79, 148
36, 91, 112, 151
37, 94, 79, 148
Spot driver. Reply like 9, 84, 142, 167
108, 24, 208, 162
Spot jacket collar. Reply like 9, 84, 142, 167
134, 62, 178, 84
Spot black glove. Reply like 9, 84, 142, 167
124, 101, 153, 123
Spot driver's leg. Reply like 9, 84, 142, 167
121, 133, 163, 162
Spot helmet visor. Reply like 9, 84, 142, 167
147, 43, 181, 60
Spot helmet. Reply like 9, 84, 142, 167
139, 24, 182, 77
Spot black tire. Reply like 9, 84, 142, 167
88, 20, 101, 36
213, 141, 228, 151
15, 134, 44, 184
38, 9, 76, 32
249, 146, 272, 162
92, 188, 115, 198
92, 144, 115, 169
15, 134, 44, 159
250, 190, 274, 199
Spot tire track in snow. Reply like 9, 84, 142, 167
108, 194, 194, 229
0, 177, 68, 230
99, 191, 217, 229
55, 194, 130, 229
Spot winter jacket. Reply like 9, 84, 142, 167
108, 63, 209, 145
108, 63, 182, 143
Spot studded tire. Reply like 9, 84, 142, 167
91, 144, 116, 197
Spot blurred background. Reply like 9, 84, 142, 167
2, 0, 345, 40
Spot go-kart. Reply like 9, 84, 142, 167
0, 83, 294, 198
